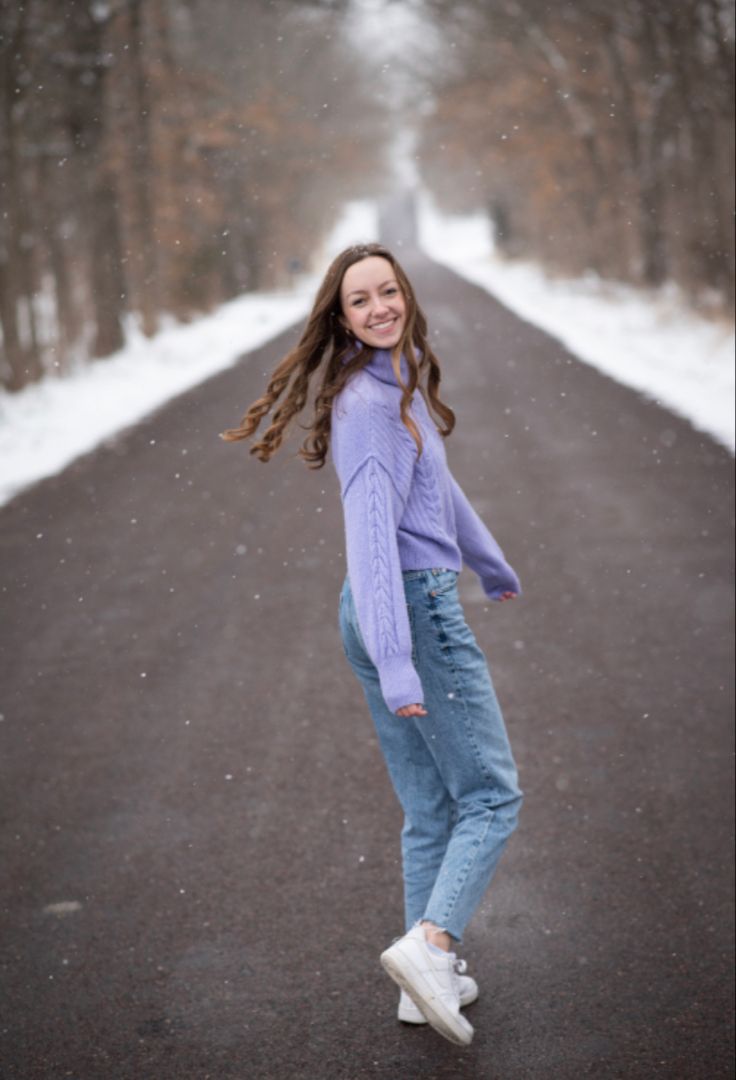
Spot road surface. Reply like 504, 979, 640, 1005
1, 209, 733, 1079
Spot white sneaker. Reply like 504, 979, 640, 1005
380, 924, 474, 1045
398, 961, 478, 1024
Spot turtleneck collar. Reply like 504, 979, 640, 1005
364, 347, 411, 386
341, 344, 413, 387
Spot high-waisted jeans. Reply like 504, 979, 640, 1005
338, 567, 523, 944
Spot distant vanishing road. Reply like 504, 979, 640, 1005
1, 205, 733, 1079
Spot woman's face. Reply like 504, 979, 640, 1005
339, 255, 407, 350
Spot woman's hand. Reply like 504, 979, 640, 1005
395, 703, 428, 718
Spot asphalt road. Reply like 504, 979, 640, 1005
1, 211, 734, 1079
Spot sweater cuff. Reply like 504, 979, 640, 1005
376, 654, 425, 714
481, 565, 522, 599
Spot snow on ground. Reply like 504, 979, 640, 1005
416, 190, 735, 454
0, 201, 379, 508
2, 188, 733, 510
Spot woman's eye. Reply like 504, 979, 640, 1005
384, 287, 398, 296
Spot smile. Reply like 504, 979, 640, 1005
369, 318, 398, 331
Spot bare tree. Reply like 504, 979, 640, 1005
0, 0, 385, 392
417, 0, 734, 309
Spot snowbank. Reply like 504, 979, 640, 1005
2, 188, 732, 513
0, 200, 379, 507
416, 191, 735, 454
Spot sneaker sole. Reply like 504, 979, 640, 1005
381, 947, 473, 1046
399, 986, 478, 1024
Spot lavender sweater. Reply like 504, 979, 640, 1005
330, 347, 521, 714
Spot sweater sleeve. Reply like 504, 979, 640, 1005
332, 389, 424, 714
448, 469, 522, 599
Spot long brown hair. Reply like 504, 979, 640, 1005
219, 243, 455, 467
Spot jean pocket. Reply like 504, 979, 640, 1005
428, 570, 459, 598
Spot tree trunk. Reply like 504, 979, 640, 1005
128, 0, 159, 337
0, 6, 43, 387
90, 164, 126, 358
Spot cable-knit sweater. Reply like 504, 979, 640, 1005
330, 346, 521, 714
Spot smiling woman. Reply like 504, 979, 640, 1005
218, 242, 450, 465
339, 256, 407, 349
219, 241, 523, 1047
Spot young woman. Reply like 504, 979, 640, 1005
220, 242, 524, 1046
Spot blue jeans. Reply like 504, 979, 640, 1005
338, 567, 523, 944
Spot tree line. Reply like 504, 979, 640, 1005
2, 0, 733, 396
0, 0, 384, 392
417, 0, 734, 313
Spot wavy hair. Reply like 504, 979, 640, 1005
218, 242, 455, 467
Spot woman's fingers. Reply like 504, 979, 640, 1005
395, 703, 428, 717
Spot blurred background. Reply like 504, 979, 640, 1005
1, 0, 733, 395
1, 7, 734, 1076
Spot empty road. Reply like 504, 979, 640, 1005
1, 216, 733, 1079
